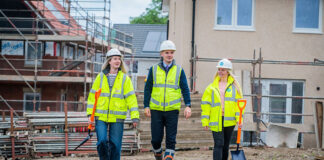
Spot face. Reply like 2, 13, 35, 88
218, 68, 229, 78
160, 50, 175, 64
108, 56, 121, 69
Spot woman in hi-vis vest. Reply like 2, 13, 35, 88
201, 59, 244, 160
86, 48, 139, 160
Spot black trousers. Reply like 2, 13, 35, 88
212, 117, 235, 160
151, 110, 179, 151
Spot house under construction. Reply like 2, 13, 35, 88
0, 0, 133, 114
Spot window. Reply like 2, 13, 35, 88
93, 53, 103, 73
25, 41, 43, 66
76, 48, 84, 59
215, 0, 255, 31
63, 45, 68, 58
68, 46, 74, 59
294, 0, 322, 33
1, 41, 24, 55
55, 42, 61, 56
269, 84, 287, 123
253, 79, 304, 124
292, 82, 303, 123
24, 92, 40, 112
45, 42, 54, 56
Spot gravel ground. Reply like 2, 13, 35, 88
18, 147, 324, 160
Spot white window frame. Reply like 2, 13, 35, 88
24, 41, 43, 66
253, 79, 305, 145
23, 92, 41, 112
293, 0, 323, 34
214, 0, 255, 31
255, 79, 305, 124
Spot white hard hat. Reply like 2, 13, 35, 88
160, 40, 176, 52
106, 48, 122, 58
217, 59, 232, 70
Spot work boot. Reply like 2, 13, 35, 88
163, 149, 175, 160
154, 153, 163, 160
163, 155, 173, 160
153, 147, 163, 160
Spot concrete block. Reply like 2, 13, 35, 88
266, 124, 298, 148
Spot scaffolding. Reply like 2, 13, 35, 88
0, 0, 138, 158
0, 0, 134, 115
192, 48, 324, 146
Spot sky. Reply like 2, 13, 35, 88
60, 0, 152, 26
110, 0, 151, 24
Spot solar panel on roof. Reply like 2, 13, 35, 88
142, 31, 166, 53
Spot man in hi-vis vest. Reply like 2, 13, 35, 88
144, 40, 192, 160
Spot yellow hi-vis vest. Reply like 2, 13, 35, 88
150, 64, 182, 111
201, 75, 243, 132
86, 71, 139, 122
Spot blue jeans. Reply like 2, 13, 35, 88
95, 120, 124, 160
151, 110, 179, 151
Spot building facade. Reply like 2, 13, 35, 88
163, 0, 324, 147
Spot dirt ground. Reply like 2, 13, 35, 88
19, 147, 324, 160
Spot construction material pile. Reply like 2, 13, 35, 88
0, 110, 139, 159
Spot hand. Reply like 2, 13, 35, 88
237, 122, 242, 129
132, 122, 137, 128
184, 107, 191, 119
88, 117, 95, 126
204, 126, 209, 131
144, 108, 151, 117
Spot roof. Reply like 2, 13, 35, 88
113, 24, 167, 56
28, 0, 86, 36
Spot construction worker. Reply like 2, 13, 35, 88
144, 40, 192, 160
87, 48, 139, 160
201, 59, 243, 160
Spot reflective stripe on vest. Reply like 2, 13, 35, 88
152, 64, 181, 89
202, 84, 238, 123
223, 85, 238, 121
98, 73, 127, 99
130, 107, 138, 112
124, 91, 135, 98
95, 109, 127, 115
150, 97, 181, 107
202, 85, 236, 108
209, 122, 219, 126
224, 85, 237, 102
100, 72, 104, 88
201, 115, 210, 119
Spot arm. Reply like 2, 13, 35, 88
201, 86, 212, 128
179, 69, 192, 119
179, 69, 191, 107
124, 76, 139, 123
86, 73, 101, 116
144, 67, 153, 108
143, 67, 153, 117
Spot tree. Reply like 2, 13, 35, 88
129, 0, 168, 24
